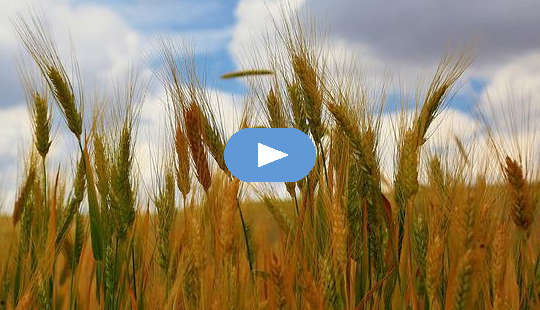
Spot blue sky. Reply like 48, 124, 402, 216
72, 0, 246, 94
1, 0, 540, 209
99, 0, 247, 94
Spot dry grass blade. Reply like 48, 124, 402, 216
83, 142, 104, 260
55, 155, 85, 247
220, 69, 273, 79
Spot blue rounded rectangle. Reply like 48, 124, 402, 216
224, 128, 316, 182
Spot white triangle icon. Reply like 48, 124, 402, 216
258, 143, 288, 167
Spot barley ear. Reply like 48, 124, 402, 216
13, 157, 37, 225
185, 103, 211, 192
47, 66, 82, 138
504, 156, 534, 231
266, 87, 286, 128
292, 54, 324, 143
414, 54, 471, 146
426, 234, 444, 309
174, 122, 191, 199
447, 250, 474, 310
31, 91, 52, 158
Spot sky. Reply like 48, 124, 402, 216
1, 0, 540, 209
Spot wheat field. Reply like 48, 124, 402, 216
0, 12, 539, 310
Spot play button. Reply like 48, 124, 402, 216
224, 128, 316, 182
258, 143, 288, 167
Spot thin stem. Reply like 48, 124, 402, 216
317, 142, 329, 187
42, 155, 55, 308
76, 137, 105, 305
113, 237, 119, 309
183, 195, 188, 228
131, 240, 137, 301
42, 156, 47, 213
237, 200, 253, 275
406, 199, 418, 310
293, 193, 299, 217
77, 139, 84, 159
69, 251, 76, 310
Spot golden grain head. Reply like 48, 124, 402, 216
47, 66, 82, 137
174, 123, 191, 198
504, 156, 534, 230
184, 103, 212, 192
31, 92, 51, 158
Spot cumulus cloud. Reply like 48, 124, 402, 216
229, 0, 305, 69
0, 0, 149, 108
0, 105, 31, 170
0, 104, 31, 206
472, 51, 540, 169
480, 51, 540, 117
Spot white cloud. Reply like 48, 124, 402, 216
0, 105, 31, 160
229, 0, 305, 69
52, 3, 142, 79
474, 51, 540, 172
480, 51, 540, 120
0, 104, 31, 209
